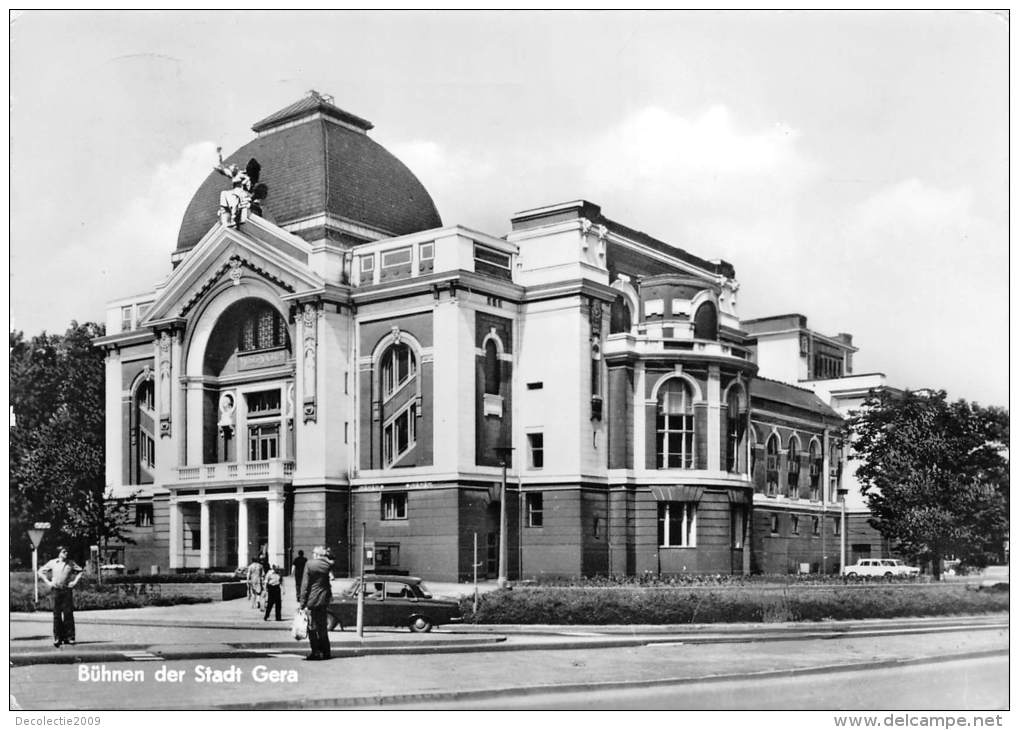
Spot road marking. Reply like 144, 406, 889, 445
252, 648, 305, 659
647, 642, 686, 647
559, 631, 605, 637
122, 650, 162, 661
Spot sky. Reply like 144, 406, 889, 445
9, 10, 1010, 407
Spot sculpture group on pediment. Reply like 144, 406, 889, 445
214, 148, 268, 228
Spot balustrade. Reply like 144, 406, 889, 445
174, 459, 294, 483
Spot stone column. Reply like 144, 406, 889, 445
199, 499, 211, 570
168, 500, 182, 570
267, 492, 285, 569
706, 365, 721, 471
236, 498, 249, 570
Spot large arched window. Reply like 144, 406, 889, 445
381, 343, 416, 400
693, 301, 718, 340
787, 437, 800, 497
238, 302, 287, 352
656, 379, 695, 469
379, 342, 419, 468
809, 441, 822, 501
765, 435, 780, 496
609, 294, 632, 334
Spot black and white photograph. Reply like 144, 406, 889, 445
8, 9, 1009, 721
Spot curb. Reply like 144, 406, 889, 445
218, 648, 1010, 709
8, 637, 508, 667
9, 620, 1007, 667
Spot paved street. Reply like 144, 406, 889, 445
8, 599, 1008, 711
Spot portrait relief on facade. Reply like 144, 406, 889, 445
158, 330, 172, 437
302, 302, 318, 422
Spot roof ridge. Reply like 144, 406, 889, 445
252, 92, 374, 134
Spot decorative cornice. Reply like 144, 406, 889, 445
179, 254, 296, 317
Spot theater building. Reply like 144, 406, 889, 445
97, 93, 881, 579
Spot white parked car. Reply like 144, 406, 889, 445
842, 559, 920, 578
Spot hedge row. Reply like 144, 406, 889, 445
460, 585, 1008, 624
10, 575, 214, 612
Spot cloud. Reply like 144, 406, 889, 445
11, 142, 218, 333
581, 105, 815, 220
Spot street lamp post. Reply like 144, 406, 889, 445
838, 488, 848, 572
494, 446, 514, 589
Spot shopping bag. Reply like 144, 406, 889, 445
291, 609, 308, 641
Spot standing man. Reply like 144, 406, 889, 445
37, 546, 83, 647
298, 546, 333, 661
263, 564, 283, 622
290, 549, 307, 601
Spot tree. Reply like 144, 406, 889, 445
848, 389, 1009, 580
10, 322, 136, 566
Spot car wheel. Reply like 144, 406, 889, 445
884, 572, 894, 580
847, 572, 858, 580
409, 616, 432, 633
326, 614, 340, 631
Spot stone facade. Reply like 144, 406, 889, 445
97, 94, 887, 580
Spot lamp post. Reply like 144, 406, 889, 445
494, 446, 514, 589
838, 488, 848, 572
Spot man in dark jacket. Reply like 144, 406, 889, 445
298, 546, 333, 660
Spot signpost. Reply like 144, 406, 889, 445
356, 524, 368, 640
27, 522, 50, 604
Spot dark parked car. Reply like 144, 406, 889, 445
326, 575, 462, 633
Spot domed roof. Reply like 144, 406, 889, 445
176, 93, 442, 253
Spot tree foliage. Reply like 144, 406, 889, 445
10, 322, 135, 565
848, 389, 1008, 579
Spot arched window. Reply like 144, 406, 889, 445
379, 342, 419, 468
656, 379, 695, 469
693, 301, 718, 340
609, 294, 632, 334
765, 435, 779, 496
483, 340, 500, 395
725, 388, 744, 472
787, 437, 800, 496
238, 303, 287, 352
809, 441, 821, 501
381, 343, 416, 400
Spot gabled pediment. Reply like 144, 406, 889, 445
144, 217, 325, 324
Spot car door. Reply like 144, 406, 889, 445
384, 581, 415, 627
361, 580, 387, 626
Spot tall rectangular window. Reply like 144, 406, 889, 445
248, 424, 280, 461
526, 493, 544, 527
121, 306, 133, 332
833, 517, 841, 536
527, 433, 544, 469
383, 403, 416, 467
381, 493, 407, 521
657, 502, 696, 547
731, 507, 746, 549
135, 503, 154, 528
791, 515, 800, 534
139, 433, 155, 468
